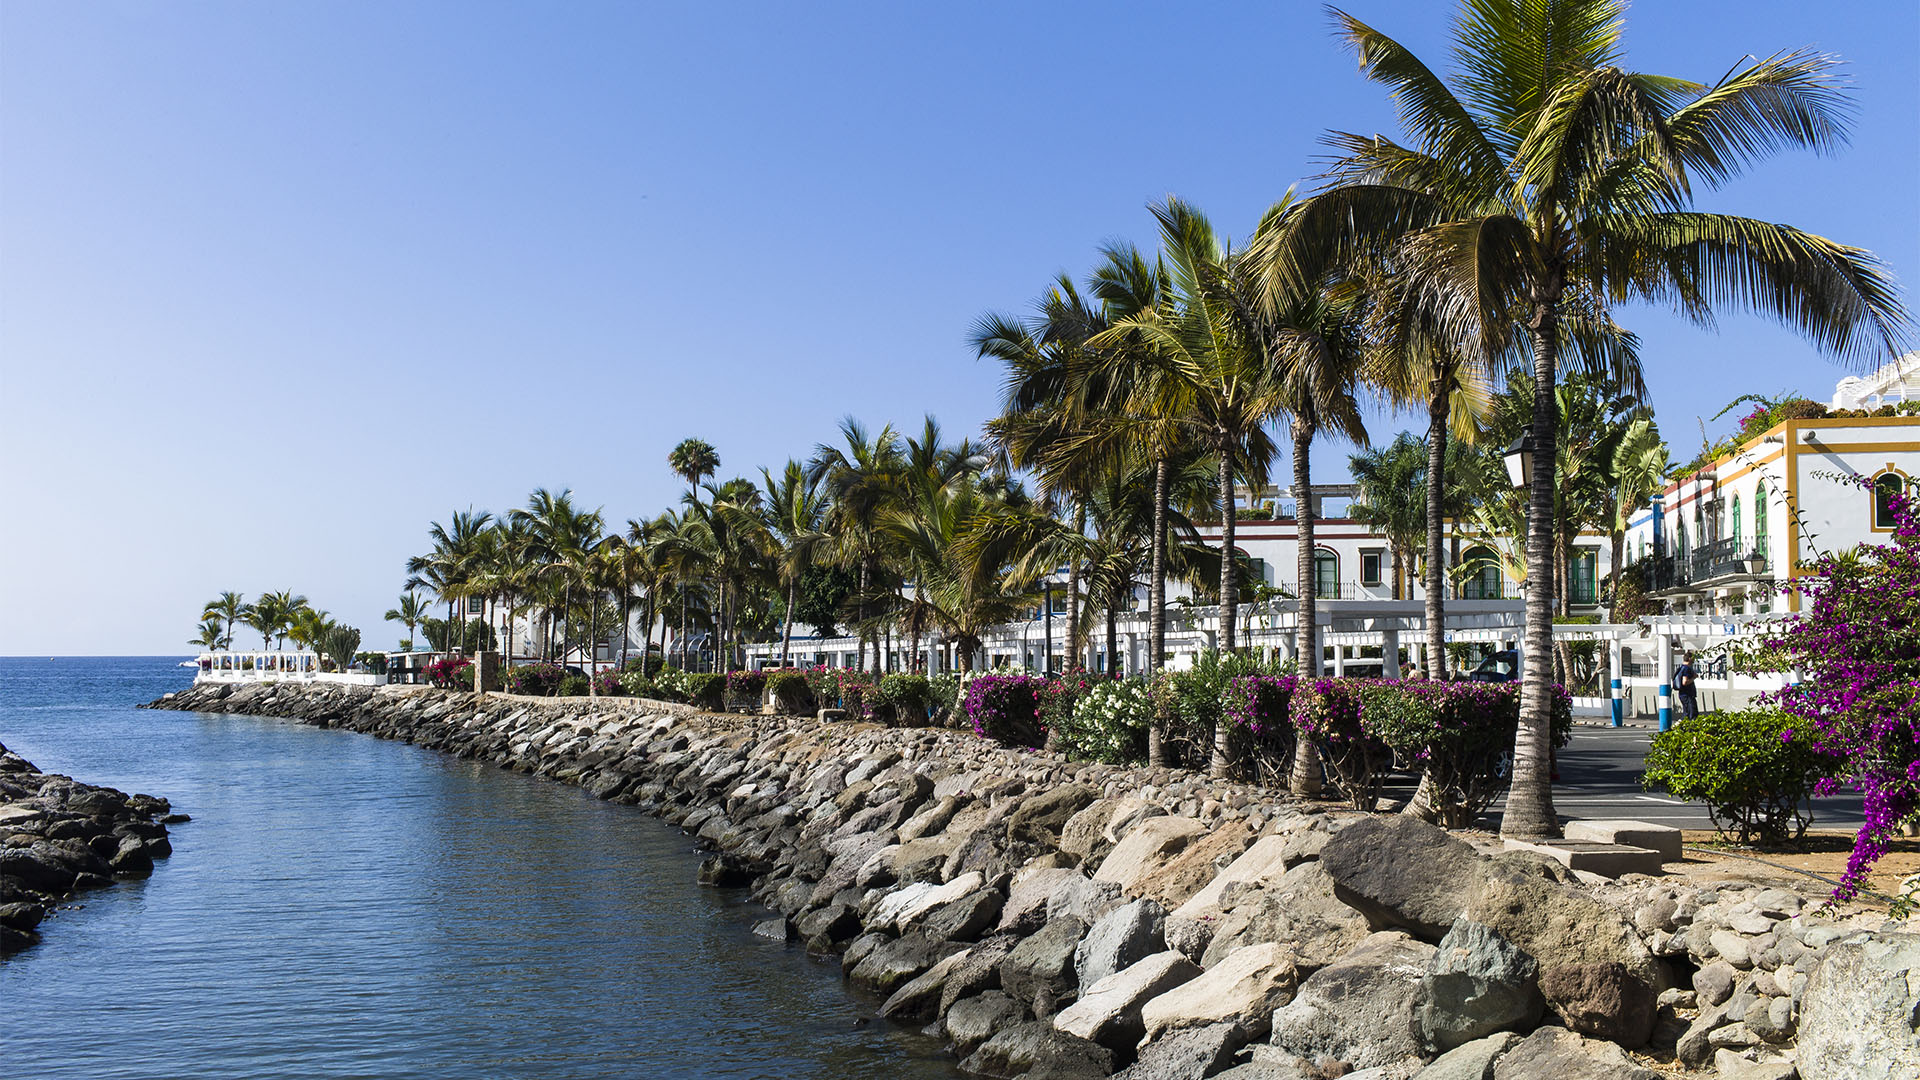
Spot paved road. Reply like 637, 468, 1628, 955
1485, 724, 1864, 832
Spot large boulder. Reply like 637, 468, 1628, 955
1416, 918, 1544, 1054
1006, 785, 1101, 847
1053, 951, 1201, 1050
946, 991, 1025, 1056
1317, 816, 1485, 940
1141, 941, 1299, 1043
1094, 816, 1208, 894
880, 947, 975, 1023
1045, 872, 1127, 927
999, 866, 1086, 935
1489, 1026, 1663, 1080
1172, 834, 1299, 920
1059, 798, 1163, 867
1415, 1032, 1520, 1080
1130, 821, 1255, 911
919, 887, 1005, 944
1077, 898, 1167, 989
1199, 862, 1370, 971
941, 933, 1025, 1015
1267, 931, 1436, 1070
1112, 1022, 1248, 1080
959, 1020, 1114, 1080
1796, 932, 1920, 1080
1538, 962, 1656, 1048
847, 931, 967, 995
1001, 917, 1087, 1014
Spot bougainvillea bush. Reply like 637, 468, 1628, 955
1222, 674, 1298, 783
964, 674, 1046, 748
1766, 478, 1920, 899
725, 669, 767, 706
426, 658, 472, 689
505, 662, 564, 696
1291, 678, 1388, 810
592, 670, 622, 696
1361, 681, 1555, 828
1056, 678, 1154, 764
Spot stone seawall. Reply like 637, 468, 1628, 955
1, 742, 180, 955
144, 682, 1919, 1080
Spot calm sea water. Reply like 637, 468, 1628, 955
0, 656, 961, 1080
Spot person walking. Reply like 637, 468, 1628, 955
1675, 651, 1700, 721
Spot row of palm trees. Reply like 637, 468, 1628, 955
395, 1, 1903, 841
195, 590, 331, 653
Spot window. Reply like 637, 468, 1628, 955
1873, 472, 1906, 531
1731, 495, 1742, 550
1360, 550, 1383, 587
1048, 590, 1068, 614
467, 596, 484, 615
1754, 482, 1769, 557
1570, 549, 1598, 606
1459, 545, 1503, 599
1246, 557, 1268, 586
1313, 549, 1338, 599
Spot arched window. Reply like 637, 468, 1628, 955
1753, 481, 1769, 558
1313, 548, 1339, 599
1731, 495, 1742, 550
1459, 545, 1503, 599
1872, 471, 1907, 530
1674, 514, 1689, 559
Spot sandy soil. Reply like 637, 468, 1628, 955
1672, 829, 1920, 909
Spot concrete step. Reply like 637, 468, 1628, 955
1564, 819, 1683, 861
1503, 837, 1667, 878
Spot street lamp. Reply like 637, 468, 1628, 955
1746, 552, 1767, 575
1502, 426, 1535, 489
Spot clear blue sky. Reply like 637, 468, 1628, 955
3, 1, 1915, 656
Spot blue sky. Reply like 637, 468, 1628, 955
3, 1, 1915, 656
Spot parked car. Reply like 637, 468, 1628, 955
1467, 650, 1519, 683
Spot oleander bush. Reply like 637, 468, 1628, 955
964, 674, 1046, 748
505, 662, 564, 696
1644, 707, 1840, 845
618, 671, 657, 699
766, 670, 812, 714
556, 673, 590, 697
725, 669, 766, 704
1057, 678, 1154, 764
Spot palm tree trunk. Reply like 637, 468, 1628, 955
1105, 593, 1119, 680
1505, 307, 1563, 840
856, 560, 869, 675
1066, 500, 1086, 670
1290, 421, 1324, 798
781, 578, 796, 667
1608, 528, 1626, 624
1425, 389, 1449, 679
1212, 432, 1239, 780
1147, 457, 1170, 768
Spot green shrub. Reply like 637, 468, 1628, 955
556, 673, 590, 697
725, 670, 767, 702
683, 672, 726, 711
618, 671, 657, 699
1644, 708, 1839, 844
1167, 650, 1289, 771
877, 674, 932, 725
505, 662, 564, 696
928, 672, 963, 726
766, 671, 812, 714
1057, 678, 1153, 764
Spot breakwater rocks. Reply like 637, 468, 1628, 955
1, 742, 179, 955
147, 682, 1920, 1080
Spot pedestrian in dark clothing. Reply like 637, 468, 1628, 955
1675, 651, 1699, 721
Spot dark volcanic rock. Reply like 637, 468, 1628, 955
1316, 815, 1484, 940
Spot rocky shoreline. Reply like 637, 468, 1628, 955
0, 741, 180, 955
144, 682, 1919, 1080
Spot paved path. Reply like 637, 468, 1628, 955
1488, 724, 1864, 831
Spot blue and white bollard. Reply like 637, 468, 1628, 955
1657, 682, 1672, 731
1611, 676, 1624, 727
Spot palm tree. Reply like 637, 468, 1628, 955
510, 489, 604, 664
384, 592, 432, 648
242, 590, 306, 650
760, 460, 829, 667
668, 438, 721, 507
1607, 417, 1669, 621
190, 618, 228, 651
287, 606, 334, 658
808, 419, 906, 678
202, 592, 246, 651
1350, 433, 1430, 599
1278, 0, 1908, 837
407, 509, 494, 653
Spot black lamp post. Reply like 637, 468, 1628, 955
1503, 426, 1535, 489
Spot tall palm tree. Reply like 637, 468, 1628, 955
510, 489, 603, 664
1276, 0, 1908, 836
202, 592, 246, 651
384, 592, 432, 648
1350, 433, 1430, 599
407, 509, 494, 653
760, 460, 829, 667
808, 418, 906, 678
1607, 417, 1669, 620
190, 618, 228, 652
668, 438, 720, 507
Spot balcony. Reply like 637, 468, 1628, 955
1641, 542, 1769, 593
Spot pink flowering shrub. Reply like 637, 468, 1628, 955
426, 658, 472, 689
1223, 675, 1299, 783
1766, 478, 1920, 899
964, 674, 1046, 748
